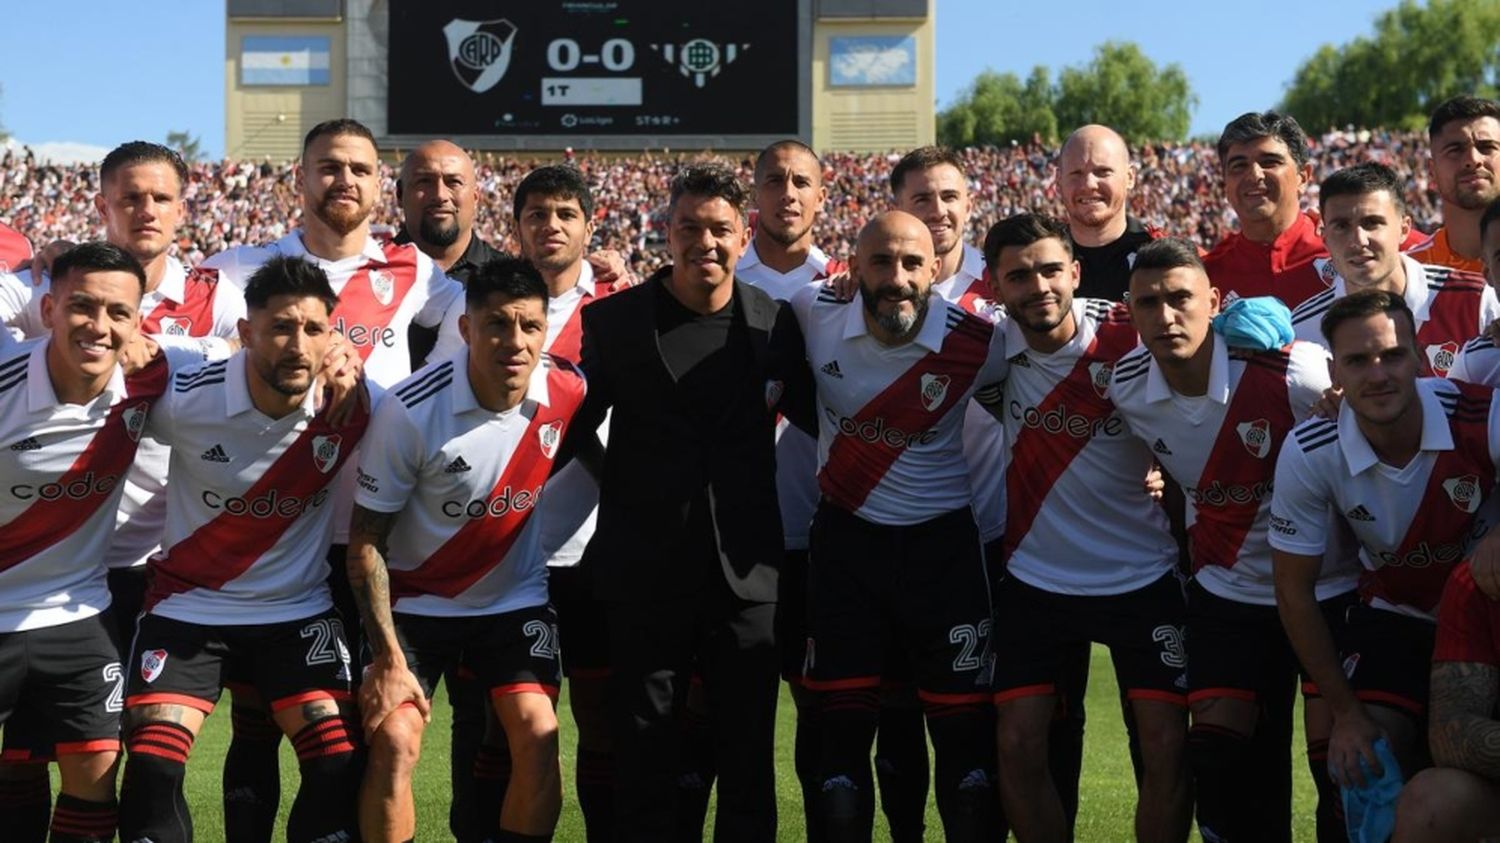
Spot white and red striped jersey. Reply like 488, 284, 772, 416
1109, 338, 1357, 604
933, 243, 991, 313
737, 241, 834, 550
354, 351, 586, 617
1270, 378, 1500, 620
142, 353, 369, 625
1002, 298, 1177, 595
536, 262, 615, 568
1289, 256, 1500, 377
789, 283, 1008, 526
204, 232, 463, 388
1450, 334, 1500, 387
0, 339, 177, 631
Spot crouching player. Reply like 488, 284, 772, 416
350, 256, 586, 843
117, 255, 370, 842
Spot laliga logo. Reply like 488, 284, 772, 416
443, 18, 518, 94
1444, 474, 1482, 514
122, 403, 149, 443
919, 373, 950, 411
1236, 418, 1272, 458
312, 435, 341, 474
1088, 361, 1113, 399
369, 270, 395, 307
538, 419, 563, 460
650, 39, 750, 88
1427, 341, 1458, 375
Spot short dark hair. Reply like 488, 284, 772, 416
1319, 162, 1407, 216
512, 165, 595, 221
667, 163, 749, 221
1130, 238, 1206, 277
753, 140, 820, 182
890, 145, 965, 196
466, 254, 548, 311
302, 119, 377, 158
100, 141, 188, 192
982, 213, 1073, 271
1321, 288, 1417, 351
242, 255, 339, 315
1480, 197, 1500, 246
51, 241, 146, 297
1217, 111, 1310, 170
1428, 95, 1500, 140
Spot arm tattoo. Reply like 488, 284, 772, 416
348, 505, 400, 659
1429, 661, 1500, 777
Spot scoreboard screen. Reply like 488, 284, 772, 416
387, 1, 802, 138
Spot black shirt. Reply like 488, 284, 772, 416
395, 229, 504, 368
1074, 216, 1158, 302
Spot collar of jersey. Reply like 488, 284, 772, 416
737, 240, 830, 278
843, 291, 947, 352
1003, 297, 1095, 359
1338, 377, 1453, 474
278, 232, 389, 266
153, 257, 188, 304
1323, 255, 1433, 322
1145, 333, 1230, 404
30, 337, 126, 413
223, 351, 317, 420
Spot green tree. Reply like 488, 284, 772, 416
1281, 0, 1500, 131
938, 66, 1058, 147
1052, 42, 1197, 144
166, 130, 203, 163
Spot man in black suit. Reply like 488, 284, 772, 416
565, 164, 797, 842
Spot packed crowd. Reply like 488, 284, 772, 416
0, 127, 1445, 273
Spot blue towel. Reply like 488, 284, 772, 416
1340, 736, 1403, 843
1213, 296, 1295, 351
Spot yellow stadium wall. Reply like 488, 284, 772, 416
225, 17, 346, 160
811, 5, 934, 153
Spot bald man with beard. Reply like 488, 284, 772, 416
1057, 125, 1165, 303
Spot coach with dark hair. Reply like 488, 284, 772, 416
562, 163, 803, 841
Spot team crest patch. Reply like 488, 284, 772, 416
1088, 362, 1113, 399
369, 270, 395, 306
1236, 419, 1272, 458
122, 403, 149, 443
919, 373, 950, 411
158, 316, 193, 336
1426, 342, 1459, 375
764, 379, 784, 410
312, 435, 342, 474
443, 17, 518, 94
140, 649, 168, 683
1443, 474, 1482, 514
1341, 651, 1361, 679
538, 419, 564, 459
1315, 257, 1338, 287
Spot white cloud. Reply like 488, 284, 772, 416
5, 138, 110, 165
832, 45, 913, 85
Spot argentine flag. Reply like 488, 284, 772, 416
241, 36, 331, 86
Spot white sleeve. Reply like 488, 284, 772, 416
143, 372, 179, 442
210, 275, 247, 339
1480, 286, 1500, 336
1449, 340, 1500, 389
4, 270, 49, 339
353, 395, 425, 514
0, 271, 31, 328
973, 327, 1010, 402
1268, 435, 1333, 556
1286, 341, 1334, 424
413, 254, 464, 329
425, 294, 468, 366
150, 333, 234, 362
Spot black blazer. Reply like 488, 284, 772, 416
568, 269, 802, 603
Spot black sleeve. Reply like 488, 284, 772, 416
769, 300, 817, 437
555, 306, 613, 469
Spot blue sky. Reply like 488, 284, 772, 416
0, 0, 1401, 159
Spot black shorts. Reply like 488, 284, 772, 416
803, 503, 994, 704
395, 604, 562, 703
1329, 603, 1436, 719
1185, 581, 1299, 705
774, 550, 810, 683
549, 565, 609, 679
125, 609, 354, 715
0, 613, 123, 757
107, 566, 148, 655
992, 571, 1188, 706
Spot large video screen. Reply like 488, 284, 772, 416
388, 1, 801, 137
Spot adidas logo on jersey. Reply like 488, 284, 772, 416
1345, 505, 1375, 522
200, 444, 231, 463
1152, 438, 1172, 455
820, 360, 844, 379
444, 456, 472, 473
9, 436, 40, 451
